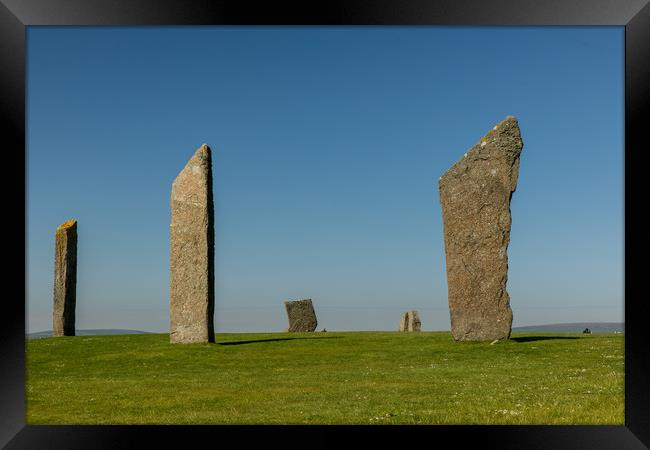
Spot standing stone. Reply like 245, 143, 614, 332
284, 299, 318, 332
399, 311, 421, 332
170, 144, 215, 344
438, 116, 523, 341
53, 219, 77, 337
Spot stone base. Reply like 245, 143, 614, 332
449, 309, 512, 341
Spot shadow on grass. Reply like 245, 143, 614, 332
511, 336, 581, 343
218, 336, 343, 346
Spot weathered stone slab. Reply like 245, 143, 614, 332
53, 219, 77, 337
284, 299, 318, 332
170, 144, 215, 344
399, 311, 421, 332
438, 116, 523, 341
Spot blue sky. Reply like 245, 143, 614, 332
26, 26, 623, 333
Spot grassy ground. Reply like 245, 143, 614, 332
25, 331, 624, 424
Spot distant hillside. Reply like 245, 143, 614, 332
512, 322, 623, 333
26, 323, 624, 338
27, 329, 153, 339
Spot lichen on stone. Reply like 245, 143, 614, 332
57, 219, 77, 230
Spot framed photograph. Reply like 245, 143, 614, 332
3, 0, 648, 447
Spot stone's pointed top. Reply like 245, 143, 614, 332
442, 116, 523, 182
482, 115, 520, 139
193, 143, 211, 160
57, 219, 77, 230
173, 144, 213, 188
196, 144, 210, 154
495, 115, 518, 127
501, 115, 519, 127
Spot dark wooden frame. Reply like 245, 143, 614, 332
2, 0, 648, 447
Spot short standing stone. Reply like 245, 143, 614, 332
284, 299, 318, 332
438, 116, 524, 341
53, 219, 77, 337
399, 311, 421, 332
170, 144, 215, 344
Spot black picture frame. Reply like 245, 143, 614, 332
2, 0, 648, 448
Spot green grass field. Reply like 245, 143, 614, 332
26, 331, 624, 425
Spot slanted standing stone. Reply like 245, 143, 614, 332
284, 299, 318, 332
170, 144, 215, 344
399, 310, 421, 332
438, 116, 524, 341
53, 219, 77, 337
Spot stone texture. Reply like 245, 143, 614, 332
53, 219, 77, 337
284, 299, 318, 332
399, 311, 421, 332
438, 116, 523, 341
170, 144, 215, 344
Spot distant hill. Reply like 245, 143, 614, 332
26, 323, 624, 338
512, 322, 623, 333
27, 329, 153, 339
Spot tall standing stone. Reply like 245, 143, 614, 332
284, 299, 318, 332
170, 144, 215, 344
399, 310, 421, 332
438, 116, 523, 341
53, 219, 77, 337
